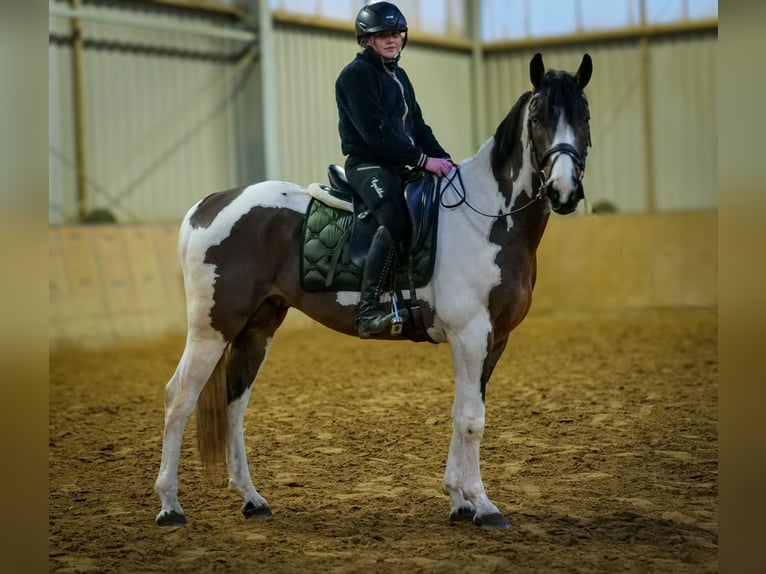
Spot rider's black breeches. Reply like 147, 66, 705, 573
344, 158, 407, 247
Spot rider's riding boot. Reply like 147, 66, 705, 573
357, 226, 396, 339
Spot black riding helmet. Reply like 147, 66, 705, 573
355, 2, 408, 50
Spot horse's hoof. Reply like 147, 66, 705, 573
243, 501, 272, 520
474, 512, 511, 529
450, 507, 476, 522
156, 510, 187, 527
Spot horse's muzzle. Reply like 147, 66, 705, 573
547, 183, 584, 215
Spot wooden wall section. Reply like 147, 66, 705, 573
533, 211, 717, 312
50, 224, 186, 349
49, 212, 716, 348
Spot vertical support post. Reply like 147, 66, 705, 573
639, 0, 656, 212
468, 0, 486, 150
575, 0, 583, 32
70, 0, 89, 221
258, 0, 279, 180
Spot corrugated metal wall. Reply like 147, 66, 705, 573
395, 45, 475, 162
650, 34, 717, 211
272, 26, 354, 186
49, 5, 716, 222
271, 25, 474, 188
484, 32, 717, 213
49, 2, 252, 224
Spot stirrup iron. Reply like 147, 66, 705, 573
390, 292, 403, 336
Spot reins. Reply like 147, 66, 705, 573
439, 165, 545, 219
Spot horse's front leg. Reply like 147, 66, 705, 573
442, 323, 511, 529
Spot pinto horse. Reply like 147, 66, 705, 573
155, 53, 593, 529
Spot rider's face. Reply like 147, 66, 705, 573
367, 31, 404, 59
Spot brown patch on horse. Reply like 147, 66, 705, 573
189, 186, 246, 229
488, 89, 550, 339
202, 205, 300, 341
202, 204, 379, 341
491, 91, 533, 199
487, 204, 548, 339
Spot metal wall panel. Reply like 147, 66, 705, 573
650, 34, 717, 211
483, 33, 716, 214
272, 26, 354, 186
49, 34, 78, 223
272, 25, 474, 187
49, 3, 250, 223
399, 45, 474, 162
50, 5, 716, 223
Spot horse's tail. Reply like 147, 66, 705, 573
196, 344, 230, 478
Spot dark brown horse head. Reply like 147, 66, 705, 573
528, 53, 592, 215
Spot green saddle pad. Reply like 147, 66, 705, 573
300, 198, 436, 292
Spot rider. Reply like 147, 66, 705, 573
336, 1, 453, 339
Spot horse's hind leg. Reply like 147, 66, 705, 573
225, 301, 288, 519
155, 334, 227, 526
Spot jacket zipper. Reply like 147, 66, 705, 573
388, 69, 414, 145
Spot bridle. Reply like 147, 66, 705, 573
527, 93, 591, 199
441, 94, 591, 219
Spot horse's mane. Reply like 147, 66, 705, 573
490, 91, 532, 181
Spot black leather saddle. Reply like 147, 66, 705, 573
325, 164, 439, 268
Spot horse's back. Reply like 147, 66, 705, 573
178, 181, 308, 259
183, 181, 309, 234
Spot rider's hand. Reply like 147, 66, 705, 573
424, 157, 453, 177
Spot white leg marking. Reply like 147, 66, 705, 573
442, 317, 502, 520
226, 336, 275, 512
226, 387, 269, 511
154, 335, 226, 522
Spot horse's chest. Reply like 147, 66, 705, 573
430, 216, 501, 320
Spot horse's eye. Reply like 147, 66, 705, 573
530, 116, 539, 125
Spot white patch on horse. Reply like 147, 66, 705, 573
548, 114, 578, 201
505, 106, 537, 232
335, 291, 359, 307
333, 290, 391, 308
430, 144, 502, 339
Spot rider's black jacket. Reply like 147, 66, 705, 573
335, 47, 450, 169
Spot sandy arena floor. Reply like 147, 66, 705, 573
49, 309, 717, 573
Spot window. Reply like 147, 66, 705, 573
269, 0, 717, 42
270, 0, 467, 39
481, 0, 717, 42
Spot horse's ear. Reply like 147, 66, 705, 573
575, 53, 592, 89
530, 53, 544, 93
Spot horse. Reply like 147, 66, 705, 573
154, 52, 593, 529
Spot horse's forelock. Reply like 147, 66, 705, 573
537, 70, 588, 123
